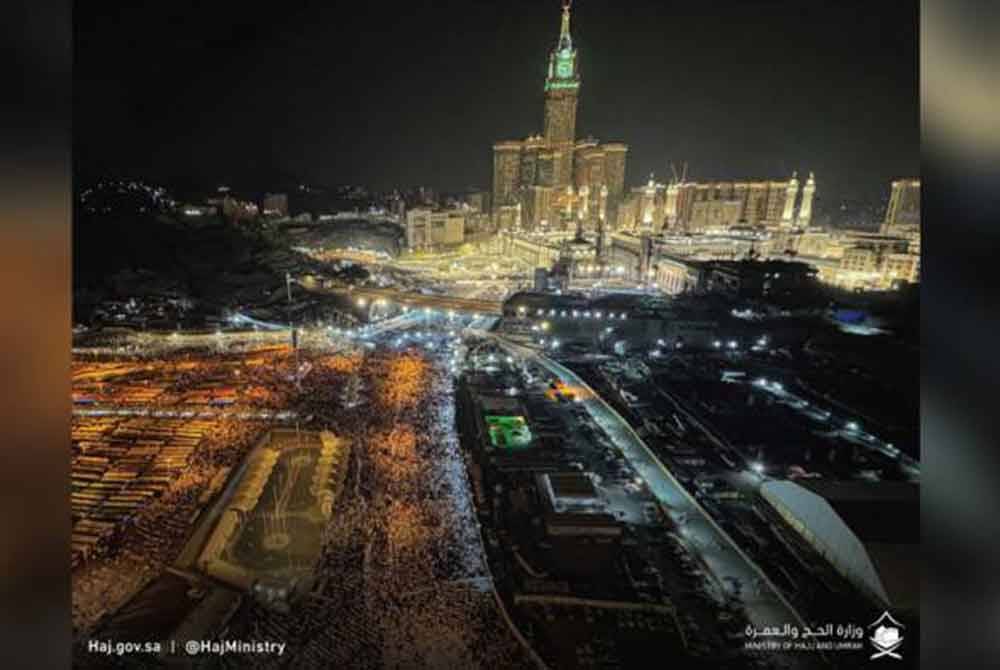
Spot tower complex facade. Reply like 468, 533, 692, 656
492, 1, 628, 235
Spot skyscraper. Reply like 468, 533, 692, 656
543, 0, 580, 189
492, 141, 522, 209
491, 1, 628, 231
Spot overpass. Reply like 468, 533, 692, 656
307, 285, 504, 316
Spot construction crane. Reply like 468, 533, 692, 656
668, 161, 689, 185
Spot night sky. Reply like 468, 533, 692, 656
75, 0, 918, 205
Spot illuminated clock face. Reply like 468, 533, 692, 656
556, 54, 573, 78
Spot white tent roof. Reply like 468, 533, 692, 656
761, 480, 890, 605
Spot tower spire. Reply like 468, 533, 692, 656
559, 0, 573, 50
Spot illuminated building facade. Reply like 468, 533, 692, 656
491, 1, 628, 237
798, 172, 816, 226
881, 178, 920, 236
617, 174, 813, 233
608, 221, 919, 293
406, 208, 466, 250
261, 192, 288, 218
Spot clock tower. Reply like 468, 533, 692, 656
543, 0, 579, 188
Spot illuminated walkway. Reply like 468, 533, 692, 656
309, 284, 504, 316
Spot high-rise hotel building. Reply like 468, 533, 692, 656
492, 1, 628, 233
618, 171, 817, 233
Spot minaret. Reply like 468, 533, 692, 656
798, 172, 815, 227
597, 185, 608, 259
564, 184, 574, 221
665, 181, 679, 228
781, 171, 799, 226
641, 174, 656, 229
544, 0, 580, 189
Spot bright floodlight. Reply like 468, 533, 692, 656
728, 340, 738, 349
846, 421, 859, 431
714, 340, 722, 348
751, 462, 765, 474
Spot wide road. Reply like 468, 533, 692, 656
489, 336, 824, 670
305, 283, 504, 316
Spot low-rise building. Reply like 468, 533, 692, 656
534, 471, 622, 578
261, 192, 288, 217
405, 208, 465, 250
699, 259, 819, 300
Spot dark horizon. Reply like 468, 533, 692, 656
75, 0, 918, 204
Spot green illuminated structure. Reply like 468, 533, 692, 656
485, 415, 533, 449
544, 0, 579, 93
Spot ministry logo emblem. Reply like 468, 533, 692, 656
869, 611, 904, 660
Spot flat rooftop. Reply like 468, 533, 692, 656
485, 415, 533, 449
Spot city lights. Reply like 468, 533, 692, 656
73, 0, 920, 663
